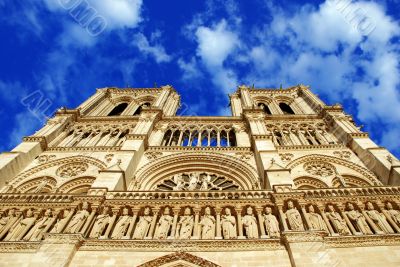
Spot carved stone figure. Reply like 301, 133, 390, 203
5, 209, 36, 241
187, 173, 199, 190
133, 207, 153, 239
0, 209, 18, 234
111, 208, 132, 239
154, 207, 173, 239
285, 201, 305, 231
65, 202, 90, 234
346, 203, 373, 235
385, 202, 400, 225
50, 209, 71, 234
24, 209, 53, 241
242, 207, 259, 238
263, 207, 280, 238
173, 174, 185, 191
89, 207, 111, 238
326, 205, 351, 235
177, 207, 194, 239
306, 205, 328, 231
33, 179, 48, 193
199, 207, 215, 239
200, 175, 209, 191
365, 202, 394, 233
221, 208, 237, 239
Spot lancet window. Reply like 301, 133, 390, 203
108, 103, 128, 116
155, 172, 240, 191
51, 124, 133, 148
266, 122, 336, 147
161, 126, 237, 147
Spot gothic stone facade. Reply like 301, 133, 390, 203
0, 85, 400, 267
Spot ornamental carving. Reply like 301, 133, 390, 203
145, 151, 163, 160
303, 162, 335, 177
333, 151, 351, 159
155, 173, 240, 191
56, 163, 88, 178
36, 155, 56, 164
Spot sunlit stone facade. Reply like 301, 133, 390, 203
0, 85, 400, 267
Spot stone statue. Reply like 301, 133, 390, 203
200, 175, 210, 191
306, 205, 328, 232
173, 174, 185, 191
132, 207, 153, 239
177, 207, 194, 239
221, 208, 237, 239
33, 179, 48, 193
50, 209, 71, 234
65, 202, 90, 234
199, 207, 215, 239
187, 173, 199, 190
326, 205, 351, 235
0, 209, 18, 234
285, 201, 305, 231
154, 207, 173, 239
5, 209, 36, 241
263, 207, 280, 238
346, 203, 373, 235
365, 202, 394, 233
89, 207, 111, 238
111, 208, 132, 239
385, 202, 400, 225
24, 209, 53, 241
242, 207, 259, 238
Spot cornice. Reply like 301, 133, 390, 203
47, 146, 122, 152
79, 239, 283, 251
325, 234, 400, 248
276, 144, 345, 151
0, 242, 40, 252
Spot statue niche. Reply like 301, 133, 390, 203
156, 172, 239, 191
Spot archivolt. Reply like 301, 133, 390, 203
10, 155, 106, 187
57, 176, 96, 194
131, 152, 260, 190
286, 154, 381, 186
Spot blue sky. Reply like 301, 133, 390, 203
0, 0, 399, 157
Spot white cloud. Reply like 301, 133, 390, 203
195, 20, 239, 67
178, 57, 202, 81
133, 33, 172, 63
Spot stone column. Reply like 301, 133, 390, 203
169, 207, 180, 239
80, 208, 96, 237
236, 206, 245, 239
256, 207, 267, 238
317, 204, 336, 236
145, 208, 159, 239
361, 208, 382, 234
278, 205, 289, 231
102, 210, 117, 239
125, 208, 139, 239
378, 202, 400, 233
192, 207, 201, 239
338, 206, 358, 235
300, 204, 312, 231
215, 207, 223, 240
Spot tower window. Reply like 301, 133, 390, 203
258, 103, 272, 114
108, 103, 128, 116
279, 103, 295, 115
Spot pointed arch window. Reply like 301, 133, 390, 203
108, 103, 128, 116
258, 103, 272, 114
279, 103, 295, 115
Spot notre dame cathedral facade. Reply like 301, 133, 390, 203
0, 85, 399, 267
